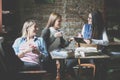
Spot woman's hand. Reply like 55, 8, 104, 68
32, 47, 41, 55
68, 37, 74, 42
29, 45, 41, 55
18, 45, 40, 58
25, 45, 40, 55
54, 32, 63, 38
84, 39, 91, 44
77, 33, 82, 38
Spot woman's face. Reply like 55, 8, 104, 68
88, 13, 92, 24
27, 24, 38, 37
54, 18, 62, 29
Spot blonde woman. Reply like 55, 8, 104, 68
12, 19, 48, 70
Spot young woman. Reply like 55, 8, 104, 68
41, 12, 71, 51
12, 19, 48, 70
79, 10, 109, 80
41, 12, 74, 80
80, 10, 109, 46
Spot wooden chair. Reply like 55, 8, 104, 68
78, 58, 96, 77
75, 43, 97, 77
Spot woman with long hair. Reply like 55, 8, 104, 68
80, 10, 109, 46
41, 12, 74, 80
79, 10, 109, 80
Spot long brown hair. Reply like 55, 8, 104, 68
46, 12, 62, 28
91, 10, 104, 39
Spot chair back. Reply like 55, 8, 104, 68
0, 38, 23, 73
0, 38, 8, 72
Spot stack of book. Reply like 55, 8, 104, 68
75, 45, 99, 57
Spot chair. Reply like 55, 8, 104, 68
0, 37, 47, 80
18, 70, 47, 80
0, 37, 7, 72
75, 43, 97, 78
78, 58, 96, 77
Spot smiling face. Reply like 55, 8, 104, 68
88, 13, 92, 24
27, 24, 38, 37
54, 18, 62, 30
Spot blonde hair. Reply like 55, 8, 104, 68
21, 19, 36, 37
46, 12, 62, 28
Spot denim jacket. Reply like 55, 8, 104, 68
12, 37, 48, 58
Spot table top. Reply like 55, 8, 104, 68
50, 42, 120, 60
50, 50, 110, 59
109, 42, 120, 45
75, 54, 110, 59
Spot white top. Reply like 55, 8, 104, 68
91, 28, 109, 46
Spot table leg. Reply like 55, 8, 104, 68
56, 60, 60, 80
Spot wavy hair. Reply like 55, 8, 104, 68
21, 19, 36, 37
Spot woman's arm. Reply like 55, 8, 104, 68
38, 37, 48, 57
59, 37, 70, 48
12, 38, 21, 55
91, 28, 109, 46
81, 24, 85, 36
12, 38, 26, 58
41, 28, 56, 46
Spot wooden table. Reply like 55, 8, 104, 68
51, 54, 110, 59
50, 50, 110, 80
109, 42, 120, 45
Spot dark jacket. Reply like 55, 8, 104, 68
41, 28, 70, 51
